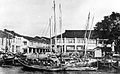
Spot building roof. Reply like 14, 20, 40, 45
34, 36, 50, 44
22, 36, 35, 41
4, 29, 50, 44
0, 30, 13, 38
4, 29, 22, 37
56, 30, 95, 39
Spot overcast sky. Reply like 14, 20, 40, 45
0, 0, 120, 37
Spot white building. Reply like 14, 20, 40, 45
53, 30, 97, 53
4, 29, 50, 54
0, 30, 13, 53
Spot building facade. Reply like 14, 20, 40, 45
54, 30, 97, 53
0, 30, 13, 53
4, 29, 50, 54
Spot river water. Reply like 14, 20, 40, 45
0, 67, 119, 74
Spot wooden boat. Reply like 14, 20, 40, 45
18, 57, 98, 71
18, 58, 65, 72
1, 52, 15, 66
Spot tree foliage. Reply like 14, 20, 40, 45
94, 12, 120, 40
94, 12, 120, 53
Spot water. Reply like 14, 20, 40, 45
0, 67, 119, 74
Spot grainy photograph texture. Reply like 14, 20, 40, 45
0, 0, 119, 74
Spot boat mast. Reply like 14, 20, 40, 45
84, 12, 90, 58
49, 17, 52, 52
88, 16, 94, 40
53, 0, 57, 52
53, 0, 57, 50
59, 4, 63, 53
88, 16, 94, 57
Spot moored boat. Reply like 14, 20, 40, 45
18, 58, 65, 72
18, 55, 98, 72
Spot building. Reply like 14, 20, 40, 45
0, 30, 13, 53
53, 30, 97, 53
22, 36, 50, 54
4, 29, 50, 54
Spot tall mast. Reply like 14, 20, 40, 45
88, 16, 94, 40
84, 12, 90, 39
84, 12, 90, 58
49, 17, 52, 52
59, 4, 63, 53
53, 0, 57, 51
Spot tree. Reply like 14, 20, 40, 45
94, 12, 120, 53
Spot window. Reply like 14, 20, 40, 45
66, 38, 75, 43
12, 45, 14, 52
29, 48, 32, 53
23, 48, 27, 53
98, 40, 102, 44
23, 41, 27, 45
77, 46, 83, 50
2, 38, 3, 45
77, 38, 84, 43
67, 46, 75, 50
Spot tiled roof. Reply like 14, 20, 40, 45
34, 36, 50, 44
4, 29, 22, 37
22, 36, 35, 41
0, 30, 13, 38
4, 29, 37, 42
56, 30, 95, 39
4, 29, 50, 43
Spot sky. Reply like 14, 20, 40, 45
0, 0, 120, 37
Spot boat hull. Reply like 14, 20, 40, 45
18, 58, 98, 71
65, 67, 97, 71
18, 58, 65, 72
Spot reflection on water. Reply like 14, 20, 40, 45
0, 67, 119, 74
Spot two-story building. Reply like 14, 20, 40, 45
22, 36, 50, 54
4, 29, 50, 54
0, 30, 13, 53
53, 30, 97, 53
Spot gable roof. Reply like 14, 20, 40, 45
34, 36, 50, 44
4, 29, 50, 43
4, 29, 22, 37
4, 29, 37, 42
0, 30, 13, 38
56, 30, 95, 39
